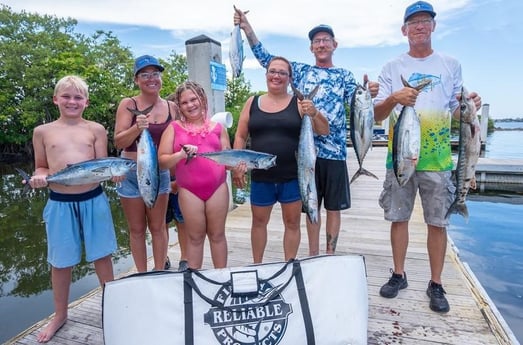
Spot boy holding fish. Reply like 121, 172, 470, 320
373, 1, 482, 313
27, 75, 120, 342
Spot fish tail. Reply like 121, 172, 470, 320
445, 200, 469, 223
15, 168, 32, 195
182, 145, 196, 165
350, 167, 379, 183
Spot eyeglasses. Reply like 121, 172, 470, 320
267, 70, 289, 77
137, 71, 162, 80
311, 37, 333, 45
406, 18, 433, 27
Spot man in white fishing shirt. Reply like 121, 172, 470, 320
373, 1, 482, 313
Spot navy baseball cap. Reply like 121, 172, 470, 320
308, 24, 335, 41
133, 55, 164, 76
404, 1, 436, 22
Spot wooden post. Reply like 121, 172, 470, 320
480, 103, 489, 144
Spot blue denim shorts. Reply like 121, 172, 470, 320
116, 167, 171, 198
166, 192, 184, 223
250, 179, 301, 206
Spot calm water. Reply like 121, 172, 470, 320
447, 121, 523, 343
0, 123, 522, 343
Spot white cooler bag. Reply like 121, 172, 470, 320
103, 255, 368, 345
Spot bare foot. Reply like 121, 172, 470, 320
37, 317, 66, 343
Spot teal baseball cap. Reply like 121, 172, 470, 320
133, 55, 164, 76
404, 1, 436, 22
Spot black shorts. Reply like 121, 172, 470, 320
315, 158, 351, 211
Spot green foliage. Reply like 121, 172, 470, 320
225, 74, 255, 144
0, 5, 252, 158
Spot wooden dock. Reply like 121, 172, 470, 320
6, 147, 519, 345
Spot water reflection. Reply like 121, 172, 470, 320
0, 163, 132, 341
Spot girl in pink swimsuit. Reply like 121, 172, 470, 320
158, 81, 232, 269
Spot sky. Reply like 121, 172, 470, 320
2, 0, 522, 119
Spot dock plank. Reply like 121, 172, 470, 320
6, 147, 518, 345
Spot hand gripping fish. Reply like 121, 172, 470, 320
392, 76, 431, 187
127, 105, 160, 208
291, 83, 320, 224
445, 87, 480, 222
349, 79, 378, 182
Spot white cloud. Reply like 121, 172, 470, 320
3, 0, 472, 47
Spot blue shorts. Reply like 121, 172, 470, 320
43, 186, 117, 268
116, 167, 170, 198
250, 179, 301, 207
166, 192, 184, 223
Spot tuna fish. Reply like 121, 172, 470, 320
230, 6, 245, 78
136, 128, 159, 208
446, 87, 480, 222
392, 76, 431, 187
350, 81, 378, 182
185, 148, 276, 170
291, 83, 320, 224
127, 105, 160, 208
16, 157, 136, 192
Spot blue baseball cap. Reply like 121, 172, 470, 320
404, 1, 436, 22
133, 55, 164, 76
308, 24, 335, 41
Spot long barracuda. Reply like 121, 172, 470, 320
186, 148, 276, 170
136, 128, 159, 208
446, 87, 480, 222
292, 83, 320, 224
392, 76, 431, 187
350, 81, 378, 182
16, 157, 136, 192
230, 6, 245, 79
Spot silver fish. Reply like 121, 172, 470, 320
137, 128, 159, 208
446, 87, 480, 222
292, 84, 320, 224
230, 7, 245, 79
186, 148, 276, 170
392, 76, 431, 187
16, 157, 136, 192
350, 81, 378, 182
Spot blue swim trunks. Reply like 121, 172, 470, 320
43, 186, 117, 268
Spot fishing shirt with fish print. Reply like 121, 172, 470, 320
251, 42, 357, 161
374, 51, 463, 171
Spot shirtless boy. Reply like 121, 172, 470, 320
28, 75, 119, 342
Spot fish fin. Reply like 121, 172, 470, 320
290, 83, 304, 100
306, 85, 320, 100
126, 104, 154, 117
445, 201, 469, 223
15, 168, 32, 195
350, 167, 379, 183
182, 145, 196, 164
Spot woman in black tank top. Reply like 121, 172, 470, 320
232, 56, 329, 264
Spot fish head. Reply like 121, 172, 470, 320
259, 154, 277, 169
